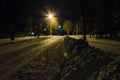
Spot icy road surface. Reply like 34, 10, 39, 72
70, 35, 120, 55
0, 36, 63, 80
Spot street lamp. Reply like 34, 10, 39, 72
48, 14, 53, 35
48, 14, 53, 19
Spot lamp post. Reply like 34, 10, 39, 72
48, 14, 53, 35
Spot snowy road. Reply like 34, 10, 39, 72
0, 36, 64, 80
88, 39, 120, 55
70, 35, 120, 55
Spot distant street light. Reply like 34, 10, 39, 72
58, 25, 62, 35
48, 14, 53, 35
44, 28, 47, 31
58, 25, 62, 29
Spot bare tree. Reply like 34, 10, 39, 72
63, 20, 72, 35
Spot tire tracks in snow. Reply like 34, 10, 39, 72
0, 36, 63, 80
0, 39, 44, 79
0, 38, 42, 54
11, 37, 65, 80
0, 38, 49, 62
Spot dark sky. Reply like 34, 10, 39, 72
0, 0, 43, 20
0, 0, 112, 18
0, 0, 119, 26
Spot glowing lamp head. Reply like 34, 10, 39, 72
44, 28, 47, 31
48, 14, 53, 19
58, 25, 62, 28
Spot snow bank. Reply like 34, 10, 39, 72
62, 36, 120, 80
87, 57, 120, 80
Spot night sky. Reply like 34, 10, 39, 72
0, 0, 118, 18
0, 0, 119, 32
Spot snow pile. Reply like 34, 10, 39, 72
63, 36, 90, 54
62, 36, 120, 80
10, 36, 120, 80
87, 57, 120, 80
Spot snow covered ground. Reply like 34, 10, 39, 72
0, 36, 120, 80
0, 36, 50, 45
1, 35, 120, 55
70, 35, 120, 55
0, 36, 63, 80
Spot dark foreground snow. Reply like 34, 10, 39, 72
0, 36, 120, 80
